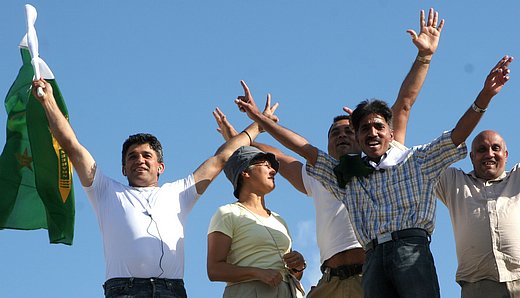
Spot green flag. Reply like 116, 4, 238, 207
0, 47, 75, 245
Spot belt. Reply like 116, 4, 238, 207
103, 277, 184, 289
364, 228, 430, 251
321, 264, 363, 280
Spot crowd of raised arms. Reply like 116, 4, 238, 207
31, 7, 517, 298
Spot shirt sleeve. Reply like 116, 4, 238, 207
301, 163, 315, 197
83, 168, 113, 208
416, 131, 467, 179
305, 149, 342, 201
435, 167, 457, 206
208, 205, 235, 238
177, 174, 201, 213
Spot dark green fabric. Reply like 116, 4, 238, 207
333, 154, 374, 188
0, 48, 74, 245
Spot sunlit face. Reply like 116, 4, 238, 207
355, 113, 393, 162
470, 131, 508, 180
122, 143, 165, 187
242, 159, 277, 195
328, 119, 361, 159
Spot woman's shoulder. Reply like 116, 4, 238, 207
215, 202, 242, 215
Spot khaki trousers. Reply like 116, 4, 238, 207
461, 279, 520, 298
307, 273, 363, 298
223, 280, 292, 298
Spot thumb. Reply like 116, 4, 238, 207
406, 29, 418, 41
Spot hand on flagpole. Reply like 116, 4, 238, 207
32, 79, 53, 102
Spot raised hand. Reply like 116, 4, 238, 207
235, 80, 261, 120
482, 56, 514, 97
235, 80, 279, 123
262, 93, 279, 123
406, 8, 444, 57
213, 108, 238, 141
31, 78, 54, 103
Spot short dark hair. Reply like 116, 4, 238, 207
351, 99, 392, 132
122, 133, 164, 166
328, 115, 351, 137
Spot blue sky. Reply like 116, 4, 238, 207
1, 1, 519, 297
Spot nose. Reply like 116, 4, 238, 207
484, 148, 495, 158
337, 129, 348, 138
367, 126, 378, 137
268, 166, 277, 175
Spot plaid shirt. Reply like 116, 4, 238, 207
306, 131, 466, 247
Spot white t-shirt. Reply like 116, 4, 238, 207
301, 165, 361, 264
84, 169, 200, 280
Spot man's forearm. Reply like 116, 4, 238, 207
214, 122, 260, 159
38, 93, 95, 187
451, 90, 492, 146
392, 55, 431, 144
41, 97, 80, 153
252, 113, 318, 166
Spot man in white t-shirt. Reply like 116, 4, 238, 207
31, 79, 264, 298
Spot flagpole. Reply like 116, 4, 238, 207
25, 4, 45, 97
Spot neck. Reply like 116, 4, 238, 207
238, 194, 269, 216
129, 181, 158, 188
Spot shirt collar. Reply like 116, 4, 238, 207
363, 141, 411, 170
467, 170, 508, 182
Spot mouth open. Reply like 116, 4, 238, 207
482, 160, 497, 167
366, 140, 381, 149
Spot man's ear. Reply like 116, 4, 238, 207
158, 164, 165, 174
122, 166, 127, 176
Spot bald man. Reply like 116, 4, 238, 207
436, 130, 520, 298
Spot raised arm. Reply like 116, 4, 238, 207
213, 106, 307, 194
451, 56, 513, 146
392, 8, 444, 144
193, 82, 269, 195
32, 79, 96, 187
235, 81, 320, 166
